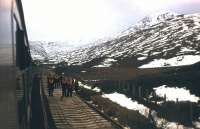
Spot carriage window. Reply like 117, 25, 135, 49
16, 25, 25, 69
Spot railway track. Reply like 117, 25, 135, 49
41, 75, 119, 129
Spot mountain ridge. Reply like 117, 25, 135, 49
30, 12, 200, 68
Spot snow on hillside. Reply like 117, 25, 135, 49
119, 12, 177, 36
102, 92, 149, 117
78, 81, 101, 92
103, 92, 195, 129
79, 83, 199, 129
139, 55, 200, 68
65, 13, 200, 67
93, 58, 117, 67
30, 13, 200, 68
29, 41, 48, 61
153, 85, 200, 103
30, 41, 78, 63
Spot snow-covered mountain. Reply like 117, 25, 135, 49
30, 41, 78, 63
119, 12, 177, 37
30, 41, 48, 61
30, 12, 200, 68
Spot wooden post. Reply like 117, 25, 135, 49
145, 89, 149, 100
138, 86, 142, 98
190, 102, 193, 125
164, 94, 166, 103
176, 98, 179, 103
132, 85, 136, 97
122, 81, 125, 92
128, 83, 131, 94
117, 81, 119, 91
118, 81, 121, 91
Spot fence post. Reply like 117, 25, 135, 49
132, 85, 136, 97
176, 98, 179, 103
138, 86, 142, 98
164, 94, 166, 103
189, 102, 193, 125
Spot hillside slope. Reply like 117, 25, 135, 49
30, 13, 200, 68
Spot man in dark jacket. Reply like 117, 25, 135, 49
48, 77, 54, 96
67, 77, 73, 97
61, 76, 67, 97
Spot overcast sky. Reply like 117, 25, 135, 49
22, 0, 200, 45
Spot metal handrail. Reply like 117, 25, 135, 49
40, 76, 49, 129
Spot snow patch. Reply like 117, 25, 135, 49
137, 57, 147, 61
139, 55, 200, 68
78, 82, 101, 92
180, 47, 196, 52
93, 87, 101, 92
153, 85, 200, 103
102, 92, 194, 129
151, 51, 161, 56
32, 55, 45, 60
197, 34, 200, 40
93, 58, 117, 67
102, 92, 149, 117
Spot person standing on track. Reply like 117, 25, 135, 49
61, 76, 67, 97
67, 77, 73, 97
47, 76, 54, 96
54, 74, 59, 88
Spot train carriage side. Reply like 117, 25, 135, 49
0, 0, 32, 129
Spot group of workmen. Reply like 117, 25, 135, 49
47, 74, 79, 97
